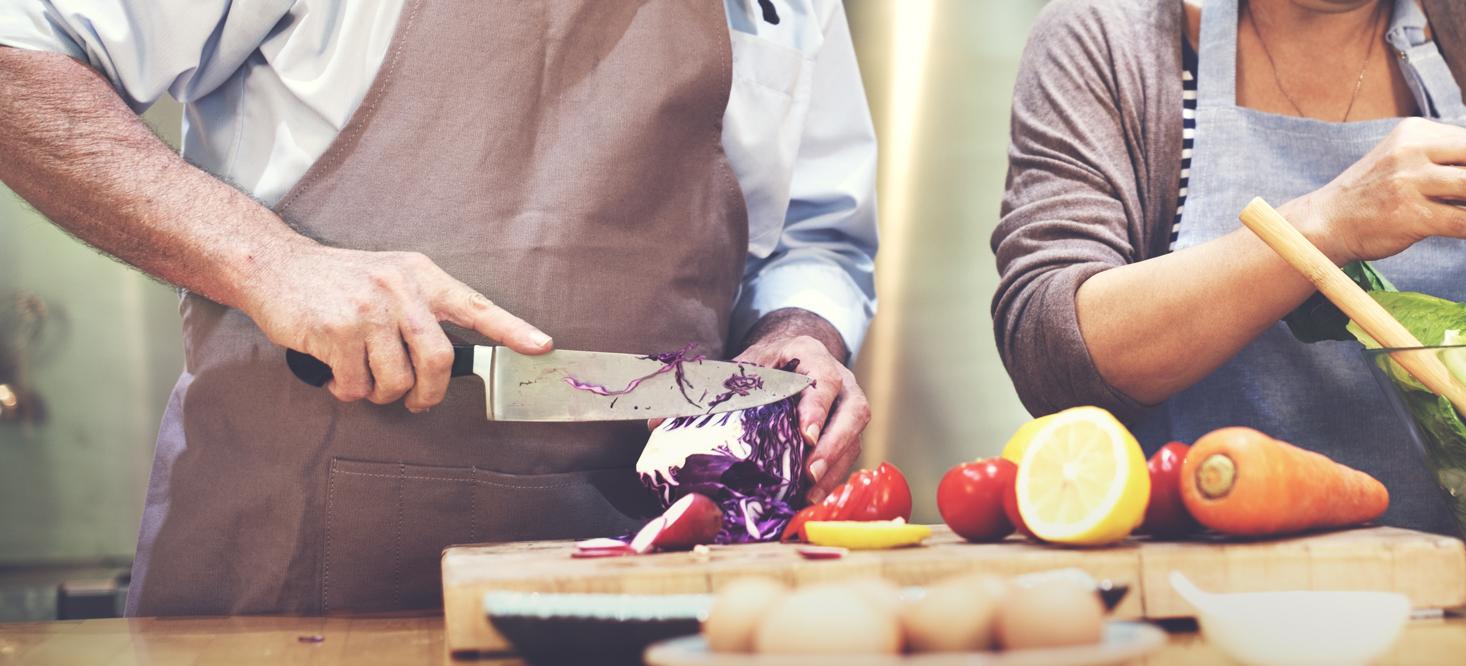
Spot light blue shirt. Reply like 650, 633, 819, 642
0, 0, 878, 355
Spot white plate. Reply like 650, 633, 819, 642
643, 621, 1166, 666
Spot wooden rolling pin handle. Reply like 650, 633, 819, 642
1238, 197, 1466, 416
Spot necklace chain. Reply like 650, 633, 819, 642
1246, 0, 1389, 123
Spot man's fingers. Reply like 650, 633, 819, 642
402, 311, 455, 412
795, 367, 840, 445
731, 347, 778, 368
434, 281, 552, 355
365, 334, 414, 405
647, 418, 666, 431
775, 336, 841, 444
809, 441, 863, 504
326, 344, 372, 402
804, 386, 872, 498
734, 335, 869, 502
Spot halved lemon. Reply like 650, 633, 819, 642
803, 521, 931, 550
1015, 406, 1148, 546
1000, 414, 1056, 464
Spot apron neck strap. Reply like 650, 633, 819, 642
1386, 0, 1466, 120
1197, 0, 1466, 119
1196, 0, 1241, 107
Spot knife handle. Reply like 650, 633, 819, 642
285, 346, 478, 388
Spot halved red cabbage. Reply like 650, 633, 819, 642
636, 398, 806, 543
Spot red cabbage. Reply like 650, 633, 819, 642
637, 395, 806, 543
570, 345, 810, 544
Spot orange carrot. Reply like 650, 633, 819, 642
1180, 427, 1388, 536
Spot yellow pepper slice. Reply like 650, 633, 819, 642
802, 520, 932, 550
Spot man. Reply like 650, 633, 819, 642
0, 0, 877, 615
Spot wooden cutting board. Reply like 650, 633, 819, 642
439, 525, 1466, 656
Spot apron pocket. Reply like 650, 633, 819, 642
324, 458, 478, 613
323, 458, 648, 613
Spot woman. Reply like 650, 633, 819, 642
994, 0, 1466, 533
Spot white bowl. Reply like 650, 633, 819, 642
1170, 572, 1410, 666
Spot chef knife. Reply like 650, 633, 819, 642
284, 345, 811, 422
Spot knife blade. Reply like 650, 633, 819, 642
284, 345, 811, 422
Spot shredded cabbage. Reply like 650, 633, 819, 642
707, 365, 764, 408
563, 344, 704, 405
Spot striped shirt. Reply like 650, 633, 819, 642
1169, 38, 1199, 250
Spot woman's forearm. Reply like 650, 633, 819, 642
1075, 203, 1327, 405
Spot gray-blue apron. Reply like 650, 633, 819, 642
1135, 0, 1466, 534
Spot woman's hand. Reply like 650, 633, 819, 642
1293, 118, 1466, 264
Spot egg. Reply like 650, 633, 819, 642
995, 578, 1105, 650
754, 582, 902, 655
845, 577, 904, 616
704, 577, 789, 653
902, 574, 1009, 652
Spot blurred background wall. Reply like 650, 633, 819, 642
0, 101, 186, 618
847, 0, 1040, 521
0, 0, 1043, 619
0, 99, 186, 564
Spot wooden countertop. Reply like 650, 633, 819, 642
2, 614, 1464, 665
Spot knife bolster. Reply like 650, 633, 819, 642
472, 346, 495, 420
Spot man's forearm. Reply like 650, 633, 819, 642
739, 307, 849, 364
0, 47, 310, 311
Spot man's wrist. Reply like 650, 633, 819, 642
739, 307, 850, 364
221, 221, 320, 315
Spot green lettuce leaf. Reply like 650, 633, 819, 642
1345, 292, 1466, 393
1284, 261, 1396, 342
1346, 292, 1466, 348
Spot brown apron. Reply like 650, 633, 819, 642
126, 0, 747, 616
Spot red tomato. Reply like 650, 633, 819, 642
937, 458, 1016, 542
1139, 441, 1200, 538
780, 462, 914, 541
1002, 470, 1031, 537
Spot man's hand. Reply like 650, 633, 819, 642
0, 49, 551, 413
244, 244, 552, 412
736, 308, 868, 503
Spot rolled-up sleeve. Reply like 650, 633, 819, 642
0, 1, 290, 111
731, 2, 879, 360
991, 0, 1152, 419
